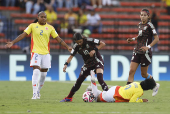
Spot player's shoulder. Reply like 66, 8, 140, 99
138, 22, 142, 26
28, 23, 37, 27
130, 82, 141, 87
86, 37, 93, 41
46, 23, 55, 29
73, 43, 78, 49
147, 21, 154, 28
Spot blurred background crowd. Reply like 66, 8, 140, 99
0, 0, 169, 53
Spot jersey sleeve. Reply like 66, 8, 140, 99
148, 22, 157, 35
24, 24, 32, 35
129, 91, 143, 102
70, 43, 78, 56
51, 27, 58, 38
86, 38, 100, 45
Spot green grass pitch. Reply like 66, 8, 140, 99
0, 81, 170, 114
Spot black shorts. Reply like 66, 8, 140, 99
131, 52, 152, 67
80, 61, 104, 77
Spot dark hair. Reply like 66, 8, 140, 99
33, 11, 46, 23
33, 19, 38, 23
140, 78, 156, 90
141, 8, 151, 21
73, 32, 83, 41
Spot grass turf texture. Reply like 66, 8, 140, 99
0, 81, 169, 114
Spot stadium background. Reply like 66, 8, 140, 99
0, 0, 170, 114
0, 0, 170, 81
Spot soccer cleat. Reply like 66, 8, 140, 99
90, 70, 96, 82
85, 85, 92, 91
31, 93, 37, 99
152, 83, 160, 97
60, 97, 73, 102
37, 92, 41, 99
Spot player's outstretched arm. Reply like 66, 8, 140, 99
55, 36, 72, 52
5, 32, 28, 48
63, 55, 73, 72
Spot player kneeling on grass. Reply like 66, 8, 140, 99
82, 71, 160, 103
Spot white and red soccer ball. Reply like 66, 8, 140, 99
82, 91, 94, 102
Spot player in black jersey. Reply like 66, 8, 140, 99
126, 9, 160, 97
60, 32, 109, 102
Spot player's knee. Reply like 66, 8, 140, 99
141, 72, 148, 78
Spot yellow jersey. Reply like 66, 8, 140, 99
24, 22, 58, 54
162, 0, 170, 6
114, 82, 143, 102
44, 10, 57, 23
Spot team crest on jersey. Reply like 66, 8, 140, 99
143, 26, 148, 30
45, 27, 48, 30
87, 38, 93, 41
36, 26, 38, 28
86, 44, 89, 48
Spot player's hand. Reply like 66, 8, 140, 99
89, 50, 95, 57
68, 47, 72, 53
142, 99, 148, 102
5, 42, 14, 48
140, 46, 149, 52
63, 65, 67, 72
127, 38, 133, 43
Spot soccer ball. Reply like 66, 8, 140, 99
82, 91, 94, 102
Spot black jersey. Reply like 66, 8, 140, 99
71, 38, 103, 67
134, 21, 157, 54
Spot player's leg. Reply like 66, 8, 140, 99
127, 62, 139, 84
37, 68, 48, 99
60, 67, 90, 102
141, 54, 160, 96
127, 53, 140, 84
90, 70, 102, 98
30, 53, 41, 99
96, 68, 108, 91
37, 54, 51, 99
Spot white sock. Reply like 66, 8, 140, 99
32, 69, 40, 95
37, 72, 47, 93
91, 81, 102, 98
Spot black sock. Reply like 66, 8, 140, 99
97, 73, 108, 91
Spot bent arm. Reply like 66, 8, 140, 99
129, 92, 143, 103
97, 40, 105, 50
149, 35, 159, 47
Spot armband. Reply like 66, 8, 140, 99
94, 47, 98, 52
147, 45, 151, 48
132, 38, 135, 41
64, 62, 68, 65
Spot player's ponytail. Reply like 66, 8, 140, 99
33, 19, 38, 23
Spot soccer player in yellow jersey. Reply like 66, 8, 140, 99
82, 71, 160, 103
5, 11, 72, 99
